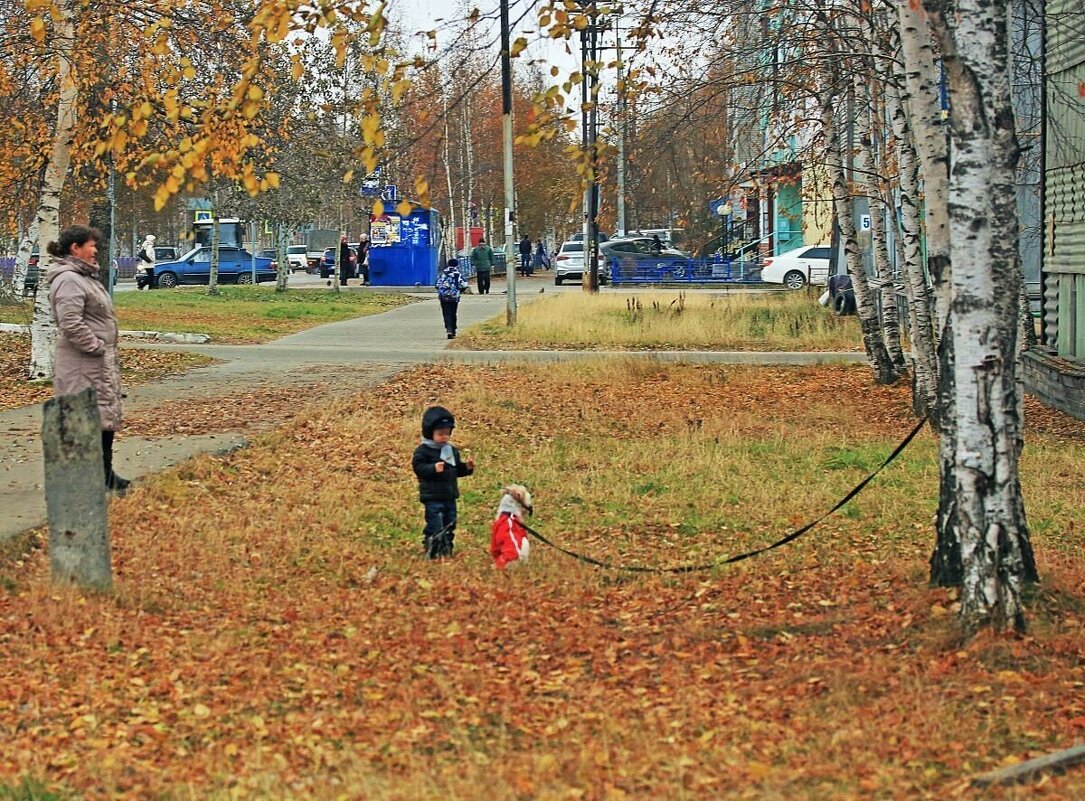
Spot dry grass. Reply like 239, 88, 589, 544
2, 361, 1083, 800
454, 290, 862, 351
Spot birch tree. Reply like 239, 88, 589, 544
920, 0, 1036, 631
27, 0, 77, 381
814, 13, 900, 385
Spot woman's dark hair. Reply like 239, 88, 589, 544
46, 225, 102, 258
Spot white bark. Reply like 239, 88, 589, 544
28, 0, 77, 382
861, 94, 906, 370
929, 0, 1031, 631
442, 88, 456, 262
819, 65, 900, 385
275, 222, 289, 293
12, 221, 40, 295
895, 0, 951, 331
886, 65, 940, 416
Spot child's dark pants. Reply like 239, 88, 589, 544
423, 500, 457, 558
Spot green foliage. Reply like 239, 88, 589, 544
0, 778, 67, 801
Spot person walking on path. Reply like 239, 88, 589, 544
470, 238, 495, 294
46, 224, 129, 494
532, 240, 549, 272
412, 405, 474, 559
518, 234, 532, 276
435, 258, 468, 339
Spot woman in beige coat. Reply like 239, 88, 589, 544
46, 225, 129, 493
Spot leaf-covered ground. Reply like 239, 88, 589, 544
1, 362, 1083, 800
0, 333, 215, 412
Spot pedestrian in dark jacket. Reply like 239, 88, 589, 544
470, 238, 494, 294
532, 240, 549, 272
339, 237, 353, 285
435, 258, 467, 338
412, 406, 475, 559
357, 235, 370, 285
518, 234, 532, 276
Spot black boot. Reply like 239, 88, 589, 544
102, 430, 130, 495
106, 470, 131, 495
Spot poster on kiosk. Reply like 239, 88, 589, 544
367, 204, 441, 287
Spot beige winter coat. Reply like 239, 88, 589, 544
47, 256, 123, 431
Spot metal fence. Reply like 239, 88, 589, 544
606, 257, 763, 285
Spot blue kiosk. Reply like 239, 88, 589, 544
367, 204, 442, 287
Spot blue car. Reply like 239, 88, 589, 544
149, 246, 276, 288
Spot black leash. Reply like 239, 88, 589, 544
523, 416, 929, 574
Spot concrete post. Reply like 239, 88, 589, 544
41, 387, 112, 589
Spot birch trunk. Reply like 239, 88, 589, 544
896, 0, 951, 331
27, 0, 77, 381
209, 217, 220, 295
275, 222, 289, 293
11, 221, 40, 296
464, 96, 476, 249
929, 0, 1034, 631
819, 72, 900, 386
860, 99, 907, 370
442, 89, 456, 262
886, 67, 940, 418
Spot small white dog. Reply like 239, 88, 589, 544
489, 484, 533, 569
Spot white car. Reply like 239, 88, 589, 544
760, 245, 833, 289
553, 241, 605, 285
286, 244, 309, 272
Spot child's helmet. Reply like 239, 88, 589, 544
422, 406, 456, 438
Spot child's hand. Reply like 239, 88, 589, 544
435, 461, 445, 473
466, 457, 475, 470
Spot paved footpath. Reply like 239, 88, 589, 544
1, 288, 864, 542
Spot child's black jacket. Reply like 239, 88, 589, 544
413, 442, 473, 502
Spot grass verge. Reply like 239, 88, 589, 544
0, 333, 215, 412
454, 290, 862, 351
1, 362, 1083, 799
0, 287, 417, 344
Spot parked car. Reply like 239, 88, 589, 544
553, 241, 606, 285
319, 247, 356, 279
257, 249, 280, 272
286, 244, 309, 272
568, 231, 610, 243
760, 245, 833, 289
148, 246, 276, 288
600, 238, 689, 281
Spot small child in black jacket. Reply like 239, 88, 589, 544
412, 406, 475, 559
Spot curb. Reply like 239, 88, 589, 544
0, 323, 210, 344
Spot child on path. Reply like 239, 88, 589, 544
412, 406, 475, 559
435, 258, 467, 339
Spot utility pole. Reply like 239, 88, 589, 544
588, 13, 600, 292
580, 18, 591, 290
500, 0, 517, 323
615, 16, 626, 238
578, 2, 600, 292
